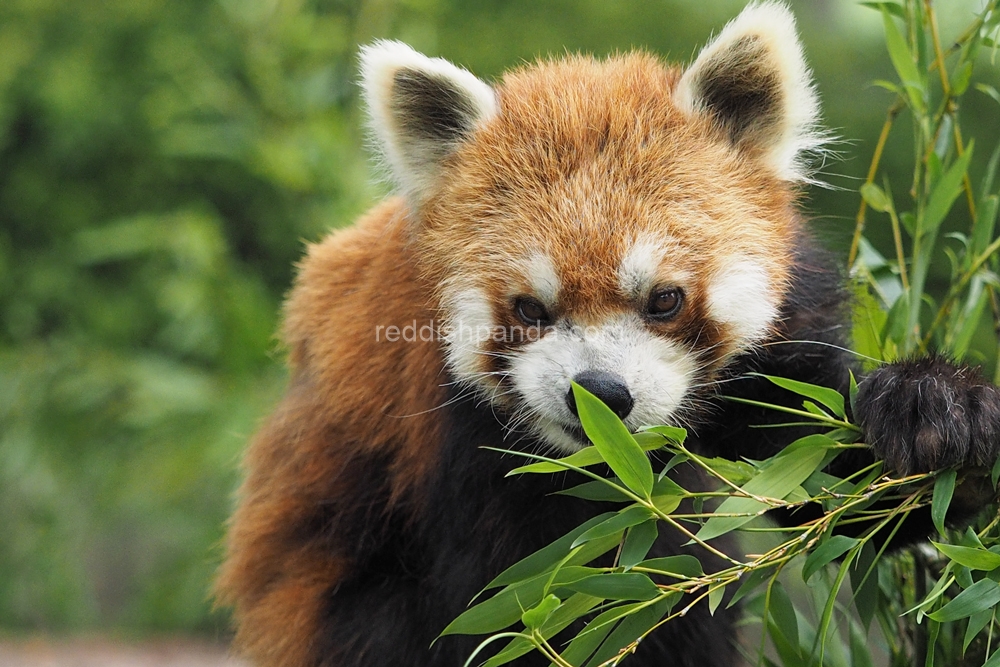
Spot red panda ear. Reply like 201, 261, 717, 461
675, 2, 824, 182
360, 41, 497, 205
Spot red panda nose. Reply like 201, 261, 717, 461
566, 370, 634, 421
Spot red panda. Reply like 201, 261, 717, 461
215, 3, 1000, 666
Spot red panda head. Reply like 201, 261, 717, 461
361, 2, 825, 451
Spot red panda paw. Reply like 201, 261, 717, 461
854, 356, 1000, 477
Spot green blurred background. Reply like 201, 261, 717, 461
1, 0, 997, 640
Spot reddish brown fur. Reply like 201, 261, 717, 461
216, 201, 446, 666
217, 53, 803, 667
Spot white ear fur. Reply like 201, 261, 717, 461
675, 2, 824, 182
359, 40, 498, 204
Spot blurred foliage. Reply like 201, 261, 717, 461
0, 0, 997, 636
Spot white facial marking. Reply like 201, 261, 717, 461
618, 239, 665, 299
509, 314, 697, 453
523, 253, 560, 305
440, 284, 495, 380
707, 258, 778, 348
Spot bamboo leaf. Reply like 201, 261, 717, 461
851, 540, 879, 630
978, 83, 1000, 108
573, 382, 654, 498
964, 609, 994, 651
972, 195, 999, 260
559, 610, 619, 666
708, 585, 726, 616
521, 593, 561, 630
583, 598, 672, 667
729, 565, 778, 609
510, 433, 665, 475
861, 181, 892, 213
881, 8, 924, 110
931, 541, 1000, 570
565, 573, 662, 601
767, 581, 801, 660
696, 437, 832, 541
951, 61, 974, 96
754, 374, 846, 418
922, 144, 975, 237
572, 506, 653, 548
932, 469, 957, 536
484, 594, 603, 667
803, 535, 860, 583
619, 520, 659, 571
441, 566, 598, 636
486, 512, 616, 589
636, 555, 703, 579
928, 578, 1000, 622
556, 480, 632, 502
860, 1, 905, 17
639, 425, 687, 444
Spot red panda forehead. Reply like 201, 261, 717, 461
418, 52, 799, 314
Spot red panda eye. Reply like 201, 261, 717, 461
647, 288, 683, 318
514, 297, 551, 325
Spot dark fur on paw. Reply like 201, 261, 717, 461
854, 356, 1000, 476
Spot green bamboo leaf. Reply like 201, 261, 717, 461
632, 431, 668, 450
881, 8, 924, 111
986, 647, 1000, 667
560, 612, 618, 666
510, 433, 665, 475
860, 181, 892, 213
571, 506, 653, 548
931, 541, 1000, 570
729, 565, 778, 609
950, 277, 990, 359
521, 593, 560, 630
978, 83, 1000, 108
802, 536, 859, 583
851, 540, 879, 630
849, 616, 877, 667
573, 382, 654, 498
932, 469, 957, 536
693, 454, 756, 486
441, 566, 597, 636
928, 578, 1000, 622
849, 370, 860, 418
583, 598, 672, 667
851, 283, 888, 367
508, 447, 606, 474
696, 437, 832, 542
639, 425, 687, 443
651, 494, 681, 516
965, 609, 994, 652
766, 581, 800, 660
860, 1, 905, 17
708, 585, 725, 616
922, 143, 975, 236
754, 374, 846, 418
565, 573, 661, 601
972, 195, 999, 259
636, 555, 703, 579
484, 593, 603, 667
556, 480, 631, 501
951, 60, 974, 96
486, 512, 616, 589
619, 521, 659, 571
572, 601, 648, 640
